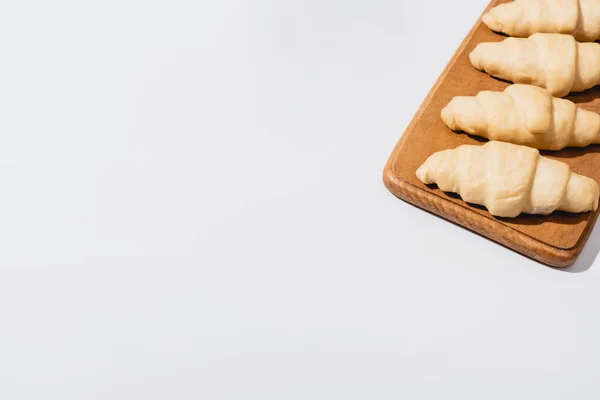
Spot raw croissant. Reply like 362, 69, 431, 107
416, 141, 599, 217
441, 84, 600, 150
470, 33, 600, 97
482, 0, 600, 42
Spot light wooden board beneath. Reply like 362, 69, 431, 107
383, 0, 600, 267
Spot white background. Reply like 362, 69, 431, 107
0, 0, 599, 398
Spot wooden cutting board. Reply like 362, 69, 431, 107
383, 0, 600, 267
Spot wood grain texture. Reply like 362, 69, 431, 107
383, 0, 600, 267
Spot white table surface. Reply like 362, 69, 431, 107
2, 0, 600, 398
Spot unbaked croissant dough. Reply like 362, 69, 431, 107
483, 0, 600, 42
416, 141, 599, 217
470, 33, 600, 97
441, 84, 600, 150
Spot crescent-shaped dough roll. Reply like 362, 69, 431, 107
441, 84, 600, 150
470, 33, 600, 97
482, 0, 600, 42
416, 141, 599, 217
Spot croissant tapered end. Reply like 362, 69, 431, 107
416, 150, 446, 184
482, 4, 514, 35
416, 153, 439, 185
440, 105, 455, 130
441, 96, 485, 135
469, 40, 519, 76
469, 42, 502, 74
469, 43, 486, 71
482, 1, 531, 36
415, 164, 428, 184
481, 12, 500, 33
562, 174, 600, 213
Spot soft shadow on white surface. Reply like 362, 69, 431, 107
397, 197, 600, 273
557, 222, 600, 273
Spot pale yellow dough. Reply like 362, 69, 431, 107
470, 33, 600, 97
483, 0, 600, 42
441, 84, 600, 150
416, 141, 599, 218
